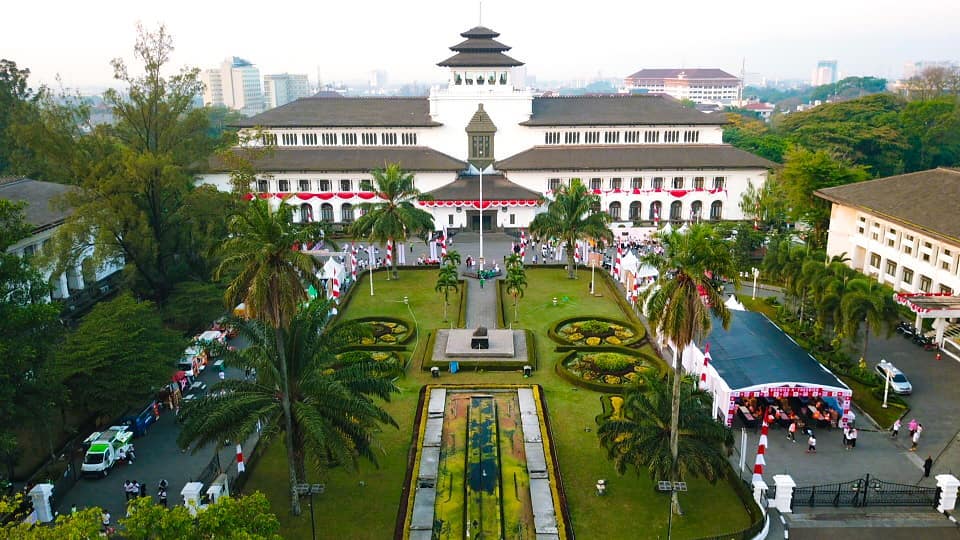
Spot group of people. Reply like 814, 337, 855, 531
123, 479, 169, 507
891, 418, 926, 452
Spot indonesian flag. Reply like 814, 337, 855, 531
351, 244, 358, 282
613, 243, 622, 279
700, 343, 711, 389
236, 444, 245, 473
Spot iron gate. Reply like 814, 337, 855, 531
792, 474, 939, 508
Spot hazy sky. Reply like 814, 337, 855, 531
4, 0, 958, 90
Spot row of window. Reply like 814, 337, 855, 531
261, 131, 418, 147
298, 202, 362, 223
868, 253, 953, 294
603, 200, 723, 221
548, 176, 725, 191
452, 71, 509, 86
546, 129, 701, 146
858, 216, 959, 274
257, 178, 373, 193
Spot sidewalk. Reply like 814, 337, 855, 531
463, 271, 498, 329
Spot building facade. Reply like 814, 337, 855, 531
812, 60, 838, 86
264, 73, 311, 110
622, 68, 741, 105
0, 178, 123, 303
200, 26, 772, 231
817, 168, 960, 295
200, 57, 266, 117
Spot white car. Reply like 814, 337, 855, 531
876, 360, 913, 395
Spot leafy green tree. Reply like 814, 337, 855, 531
54, 292, 181, 419
904, 65, 960, 101
841, 278, 899, 364
504, 254, 527, 322
899, 96, 960, 172
350, 164, 434, 280
639, 224, 738, 514
529, 179, 612, 279
121, 492, 281, 539
779, 147, 870, 248
435, 263, 459, 323
598, 374, 730, 488
177, 299, 398, 512
0, 60, 39, 175
723, 114, 788, 163
162, 280, 228, 334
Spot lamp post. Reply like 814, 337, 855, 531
657, 480, 688, 540
295, 483, 325, 540
880, 360, 891, 408
478, 166, 484, 272
751, 267, 760, 300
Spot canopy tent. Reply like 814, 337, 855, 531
635, 263, 659, 280
319, 257, 345, 281
680, 310, 852, 427
724, 294, 746, 311
619, 251, 639, 283
677, 222, 690, 234
660, 222, 673, 235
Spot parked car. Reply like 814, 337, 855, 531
875, 360, 913, 395
81, 426, 133, 477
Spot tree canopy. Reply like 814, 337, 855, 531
529, 179, 612, 278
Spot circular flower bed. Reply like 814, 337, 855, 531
558, 349, 664, 390
553, 317, 644, 346
352, 317, 412, 345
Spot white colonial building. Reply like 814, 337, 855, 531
622, 68, 742, 105
200, 26, 773, 232
0, 178, 123, 303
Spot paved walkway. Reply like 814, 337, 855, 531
463, 273, 499, 329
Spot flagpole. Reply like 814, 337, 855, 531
368, 246, 375, 296
478, 166, 484, 271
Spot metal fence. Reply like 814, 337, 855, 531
792, 474, 939, 508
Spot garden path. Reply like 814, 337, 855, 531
464, 272, 499, 329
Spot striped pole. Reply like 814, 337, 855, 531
752, 413, 769, 483
385, 239, 393, 271
654, 207, 660, 228
440, 229, 447, 259
331, 267, 341, 304
613, 243, 622, 279
236, 444, 245, 473
700, 343, 711, 389
351, 244, 358, 282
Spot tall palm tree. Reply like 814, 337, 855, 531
350, 164, 435, 280
529, 179, 612, 279
177, 299, 399, 509
598, 373, 729, 486
435, 264, 459, 323
213, 197, 322, 515
442, 249, 461, 267
841, 278, 899, 364
504, 255, 528, 323
639, 224, 738, 515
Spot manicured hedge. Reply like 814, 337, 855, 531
419, 328, 536, 372
455, 279, 467, 328
555, 349, 667, 393
547, 315, 646, 346
349, 316, 416, 346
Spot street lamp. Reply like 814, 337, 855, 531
295, 483, 325, 540
879, 359, 892, 408
751, 267, 760, 300
657, 480, 687, 540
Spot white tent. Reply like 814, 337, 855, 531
660, 222, 673, 235
319, 257, 346, 281
724, 294, 746, 311
677, 222, 690, 234
635, 264, 659, 280
619, 251, 639, 283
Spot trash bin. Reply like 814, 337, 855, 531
523, 365, 532, 377
431, 367, 440, 379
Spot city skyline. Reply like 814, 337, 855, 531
4, 0, 958, 91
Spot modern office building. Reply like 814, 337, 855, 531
623, 68, 741, 105
263, 73, 311, 110
199, 57, 266, 116
812, 60, 838, 86
199, 26, 773, 231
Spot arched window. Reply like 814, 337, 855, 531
649, 201, 662, 220
341, 203, 354, 223
710, 201, 723, 220
629, 201, 642, 220
690, 201, 703, 221
299, 203, 313, 223
320, 203, 334, 222
590, 201, 601, 214
608, 202, 621, 220
670, 201, 682, 221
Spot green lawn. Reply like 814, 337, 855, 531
243, 268, 753, 539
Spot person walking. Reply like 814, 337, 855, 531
158, 487, 168, 507
806, 433, 817, 453
908, 418, 918, 438
138, 480, 147, 498
787, 421, 797, 442
848, 428, 858, 450
123, 480, 132, 501
891, 418, 901, 438
910, 429, 921, 451
479, 276, 485, 289
924, 455, 934, 478
842, 425, 850, 449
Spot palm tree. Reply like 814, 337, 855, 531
213, 197, 322, 515
350, 164, 435, 280
435, 263, 459, 323
177, 299, 398, 510
503, 256, 527, 323
529, 179, 612, 279
841, 278, 899, 365
639, 223, 738, 515
598, 373, 729, 487
442, 249, 461, 267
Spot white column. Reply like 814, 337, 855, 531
58, 273, 70, 299
936, 474, 960, 513
772, 474, 796, 513
74, 265, 85, 290
752, 479, 769, 512
28, 483, 54, 523
181, 481, 204, 516
934, 317, 947, 346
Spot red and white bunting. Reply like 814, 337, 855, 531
417, 199, 539, 209
236, 443, 245, 473
700, 343, 711, 389
753, 415, 769, 483
574, 240, 582, 263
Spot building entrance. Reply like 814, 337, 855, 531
467, 212, 494, 232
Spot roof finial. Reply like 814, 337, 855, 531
479, 0, 482, 25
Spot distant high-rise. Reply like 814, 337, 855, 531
903, 60, 957, 80
264, 74, 311, 110
199, 57, 265, 117
369, 69, 388, 89
812, 60, 838, 86
623, 68, 741, 105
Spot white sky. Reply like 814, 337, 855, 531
4, 0, 958, 90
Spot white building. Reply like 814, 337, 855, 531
0, 178, 123, 303
199, 57, 266, 117
622, 68, 741, 105
817, 168, 960, 296
812, 60, 838, 86
263, 73, 311, 110
199, 26, 772, 231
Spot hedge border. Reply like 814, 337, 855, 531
547, 315, 646, 347
348, 316, 417, 346
419, 329, 536, 372
555, 349, 667, 392
496, 279, 506, 329
455, 279, 467, 329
